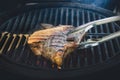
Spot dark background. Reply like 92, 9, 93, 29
0, 0, 119, 11
0, 0, 120, 80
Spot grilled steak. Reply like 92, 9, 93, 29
28, 24, 78, 69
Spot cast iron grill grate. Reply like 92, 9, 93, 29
0, 4, 120, 70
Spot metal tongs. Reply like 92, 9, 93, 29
68, 15, 120, 49
1, 16, 120, 50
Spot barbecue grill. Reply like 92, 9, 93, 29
0, 2, 120, 79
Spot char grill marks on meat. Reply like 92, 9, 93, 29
28, 24, 78, 69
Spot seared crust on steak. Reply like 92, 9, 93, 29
27, 24, 77, 69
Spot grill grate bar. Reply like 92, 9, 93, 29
69, 56, 73, 68
37, 9, 42, 24
89, 13, 96, 64
6, 19, 14, 32
0, 34, 10, 54
83, 11, 89, 66
86, 12, 96, 64
82, 10, 85, 24
76, 9, 82, 66
91, 47, 95, 64
111, 23, 120, 52
77, 53, 81, 67
23, 46, 30, 64
7, 35, 16, 52
0, 33, 7, 53
95, 15, 103, 62
15, 35, 23, 49
3, 35, 13, 54
15, 36, 28, 62
24, 11, 32, 32
71, 9, 74, 25
65, 8, 68, 25
76, 9, 80, 26
84, 50, 88, 66
87, 11, 92, 33
49, 8, 54, 24
98, 16, 110, 60
0, 33, 1, 40
43, 9, 48, 23
30, 10, 38, 30
0, 22, 6, 31
60, 8, 64, 24
105, 23, 116, 57
0, 33, 5, 42
11, 16, 20, 32
103, 43, 110, 60
17, 13, 26, 33
54, 8, 58, 25
83, 10, 93, 66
